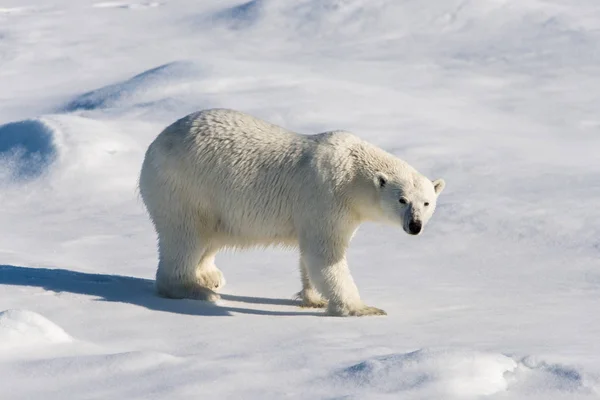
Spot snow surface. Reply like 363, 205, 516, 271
0, 0, 599, 398
0, 309, 72, 347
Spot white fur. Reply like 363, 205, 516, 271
139, 109, 445, 316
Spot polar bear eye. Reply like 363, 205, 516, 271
424, 202, 430, 207
399, 198, 407, 205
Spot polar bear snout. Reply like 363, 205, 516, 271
407, 219, 422, 235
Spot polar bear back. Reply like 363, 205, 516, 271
141, 109, 358, 245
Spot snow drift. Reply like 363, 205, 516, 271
335, 348, 517, 396
0, 119, 58, 181
0, 309, 72, 347
63, 61, 204, 113
0, 114, 138, 185
334, 348, 599, 398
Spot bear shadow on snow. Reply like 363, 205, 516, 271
0, 265, 319, 317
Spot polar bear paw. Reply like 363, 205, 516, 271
197, 267, 226, 291
156, 282, 221, 302
348, 305, 387, 317
327, 303, 387, 317
295, 288, 327, 308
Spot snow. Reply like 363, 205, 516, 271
0, 309, 72, 347
333, 348, 600, 398
0, 118, 57, 180
335, 348, 518, 396
0, 0, 599, 399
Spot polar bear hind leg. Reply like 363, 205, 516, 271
153, 214, 222, 302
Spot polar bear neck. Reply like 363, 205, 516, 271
349, 140, 416, 179
345, 139, 418, 222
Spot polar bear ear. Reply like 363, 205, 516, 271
433, 178, 446, 195
375, 172, 388, 189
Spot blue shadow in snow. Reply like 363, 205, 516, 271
62, 61, 203, 112
0, 265, 317, 317
212, 0, 262, 30
0, 119, 57, 180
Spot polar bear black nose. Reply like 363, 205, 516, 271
408, 220, 422, 235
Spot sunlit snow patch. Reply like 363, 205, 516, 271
336, 348, 517, 397
92, 2, 161, 9
334, 348, 600, 397
0, 7, 35, 14
34, 350, 183, 375
0, 309, 72, 347
508, 355, 599, 395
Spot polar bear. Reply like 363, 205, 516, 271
139, 109, 445, 316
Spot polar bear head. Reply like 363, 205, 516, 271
374, 171, 445, 235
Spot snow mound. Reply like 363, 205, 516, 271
334, 349, 599, 397
0, 309, 72, 347
214, 0, 263, 30
0, 119, 58, 180
208, 0, 598, 69
0, 114, 137, 186
64, 61, 205, 112
214, 0, 399, 35
336, 348, 517, 397
509, 356, 599, 395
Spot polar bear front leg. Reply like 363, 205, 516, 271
300, 236, 386, 317
296, 258, 327, 308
